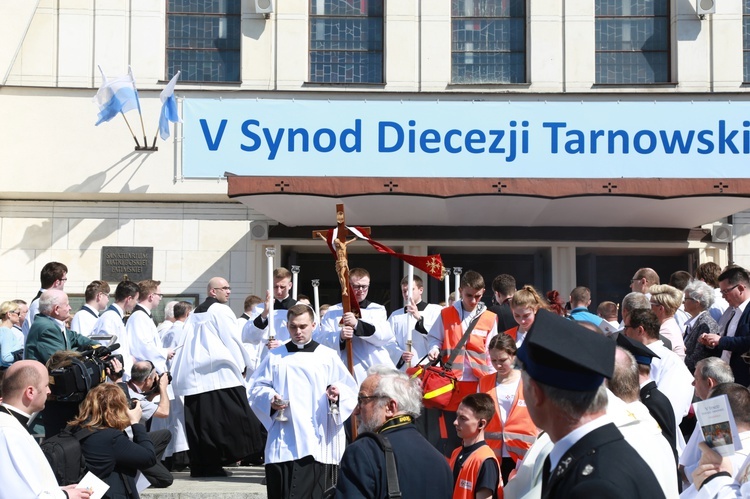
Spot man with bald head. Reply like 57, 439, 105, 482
172, 277, 263, 477
25, 289, 98, 364
0, 360, 91, 498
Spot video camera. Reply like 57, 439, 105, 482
49, 344, 124, 402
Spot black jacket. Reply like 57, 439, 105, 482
543, 423, 665, 499
78, 424, 156, 499
640, 380, 678, 460
336, 422, 453, 499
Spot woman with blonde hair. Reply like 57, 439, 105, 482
505, 285, 548, 348
0, 301, 24, 367
648, 284, 687, 360
69, 383, 156, 498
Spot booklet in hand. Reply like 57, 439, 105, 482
694, 394, 743, 457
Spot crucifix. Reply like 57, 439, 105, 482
313, 204, 370, 437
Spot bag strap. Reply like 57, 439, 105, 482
379, 434, 401, 499
444, 307, 485, 371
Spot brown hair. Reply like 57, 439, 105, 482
511, 285, 547, 311
137, 279, 161, 299
488, 333, 517, 356
459, 393, 496, 422
69, 383, 131, 431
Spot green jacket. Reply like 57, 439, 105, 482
25, 314, 98, 364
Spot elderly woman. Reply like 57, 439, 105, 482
69, 383, 156, 499
682, 280, 720, 373
649, 284, 687, 360
0, 301, 24, 367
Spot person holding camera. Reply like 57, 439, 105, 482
69, 383, 157, 499
121, 361, 173, 489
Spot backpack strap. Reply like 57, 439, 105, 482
357, 432, 401, 499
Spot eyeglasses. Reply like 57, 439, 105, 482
357, 394, 385, 406
9, 310, 20, 315
60, 278, 68, 282
630, 278, 640, 283
352, 285, 369, 291
649, 301, 662, 307
213, 287, 232, 291
623, 323, 633, 329
154, 293, 164, 298
721, 284, 739, 296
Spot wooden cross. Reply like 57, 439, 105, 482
313, 204, 370, 437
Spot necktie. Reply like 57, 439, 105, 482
722, 309, 737, 337
541, 455, 552, 491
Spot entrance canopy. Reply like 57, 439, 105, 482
228, 176, 750, 229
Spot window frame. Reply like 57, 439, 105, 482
594, 0, 672, 85
165, 1, 242, 84
450, 0, 528, 85
307, 0, 386, 85
744, 0, 750, 83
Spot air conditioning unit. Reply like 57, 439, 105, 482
697, 0, 716, 15
250, 221, 269, 240
711, 223, 733, 243
248, 0, 274, 15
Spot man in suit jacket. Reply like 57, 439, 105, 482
516, 309, 664, 499
699, 266, 750, 387
489, 273, 517, 333
25, 289, 98, 365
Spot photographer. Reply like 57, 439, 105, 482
121, 361, 173, 489
44, 349, 123, 438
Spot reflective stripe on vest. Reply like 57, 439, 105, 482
441, 307, 496, 379
478, 373, 538, 462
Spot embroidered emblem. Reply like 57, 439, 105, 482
517, 400, 526, 407
582, 464, 594, 476
555, 457, 573, 476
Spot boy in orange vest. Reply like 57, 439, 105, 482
449, 393, 503, 499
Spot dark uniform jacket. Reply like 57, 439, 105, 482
336, 420, 453, 499
717, 305, 750, 387
542, 423, 665, 499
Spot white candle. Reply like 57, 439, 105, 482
444, 268, 451, 304
406, 265, 414, 344
453, 267, 462, 301
265, 248, 276, 339
312, 279, 320, 320
291, 265, 300, 300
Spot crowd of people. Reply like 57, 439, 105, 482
4, 260, 750, 498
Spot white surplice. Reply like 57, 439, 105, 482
90, 304, 134, 380
248, 341, 358, 465
70, 304, 99, 337
316, 302, 395, 385
0, 411, 66, 498
127, 305, 170, 374
386, 302, 443, 369
172, 300, 250, 397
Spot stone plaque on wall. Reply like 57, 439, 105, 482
101, 246, 153, 282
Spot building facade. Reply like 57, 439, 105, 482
2, 0, 749, 313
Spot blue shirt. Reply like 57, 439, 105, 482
569, 307, 604, 327
0, 326, 23, 366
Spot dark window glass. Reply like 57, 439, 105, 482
166, 0, 241, 82
595, 0, 669, 84
451, 0, 526, 84
309, 0, 384, 84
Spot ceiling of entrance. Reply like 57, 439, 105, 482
227, 176, 750, 228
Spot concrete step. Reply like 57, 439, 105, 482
141, 467, 267, 499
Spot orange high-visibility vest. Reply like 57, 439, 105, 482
478, 373, 538, 462
449, 443, 504, 499
503, 326, 518, 341
441, 307, 496, 380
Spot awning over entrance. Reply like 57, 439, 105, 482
227, 177, 750, 229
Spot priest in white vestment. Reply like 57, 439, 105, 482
249, 303, 358, 498
89, 280, 140, 381
127, 279, 173, 374
316, 268, 396, 384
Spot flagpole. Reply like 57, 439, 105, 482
121, 111, 141, 148
128, 67, 149, 149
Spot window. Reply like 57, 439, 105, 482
595, 0, 669, 84
309, 0, 384, 84
451, 0, 526, 84
166, 0, 241, 82
745, 0, 750, 82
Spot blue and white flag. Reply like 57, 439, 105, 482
94, 66, 141, 126
159, 71, 181, 140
